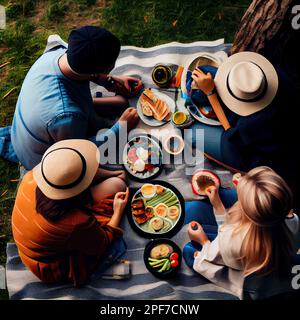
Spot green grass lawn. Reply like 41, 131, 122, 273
0, 0, 251, 299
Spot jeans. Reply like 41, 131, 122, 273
96, 237, 127, 274
0, 126, 19, 163
183, 188, 238, 268
185, 122, 224, 162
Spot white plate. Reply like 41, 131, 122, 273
187, 105, 222, 127
181, 54, 220, 96
181, 54, 222, 127
137, 89, 176, 127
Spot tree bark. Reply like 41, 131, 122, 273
230, 0, 300, 89
230, 0, 295, 55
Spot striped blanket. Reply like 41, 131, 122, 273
6, 39, 238, 300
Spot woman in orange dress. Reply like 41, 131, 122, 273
12, 139, 129, 287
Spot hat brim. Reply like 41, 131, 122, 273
33, 139, 100, 200
215, 52, 278, 116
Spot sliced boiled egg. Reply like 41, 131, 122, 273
133, 159, 145, 172
136, 147, 149, 161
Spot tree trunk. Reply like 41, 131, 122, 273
230, 0, 300, 89
230, 0, 295, 55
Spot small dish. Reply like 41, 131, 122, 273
162, 134, 185, 155
191, 170, 221, 196
152, 65, 173, 87
144, 238, 182, 279
171, 111, 194, 129
141, 183, 157, 198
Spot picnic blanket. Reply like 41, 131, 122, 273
92, 39, 233, 200
6, 211, 237, 300
6, 38, 238, 300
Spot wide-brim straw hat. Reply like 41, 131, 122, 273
33, 139, 100, 200
215, 52, 278, 116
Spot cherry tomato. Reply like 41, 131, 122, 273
170, 259, 179, 268
170, 253, 179, 261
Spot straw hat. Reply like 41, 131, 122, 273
215, 52, 278, 116
33, 139, 100, 200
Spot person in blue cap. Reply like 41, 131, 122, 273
11, 26, 142, 171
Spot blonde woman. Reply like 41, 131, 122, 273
183, 167, 299, 299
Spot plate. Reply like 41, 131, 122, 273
187, 104, 221, 126
137, 89, 176, 127
181, 54, 220, 96
123, 135, 163, 180
143, 238, 182, 279
128, 181, 185, 238
181, 55, 221, 127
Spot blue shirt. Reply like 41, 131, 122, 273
11, 47, 119, 170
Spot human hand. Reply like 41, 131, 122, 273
205, 186, 226, 214
188, 221, 209, 246
112, 75, 143, 98
232, 173, 242, 186
119, 107, 140, 132
191, 69, 215, 95
113, 188, 129, 216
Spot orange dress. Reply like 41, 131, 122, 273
12, 171, 123, 287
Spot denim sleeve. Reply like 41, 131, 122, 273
47, 112, 120, 148
47, 112, 88, 142
89, 122, 120, 147
0, 126, 19, 163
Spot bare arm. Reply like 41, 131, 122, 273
207, 94, 231, 131
206, 187, 226, 215
107, 188, 129, 228
192, 69, 231, 131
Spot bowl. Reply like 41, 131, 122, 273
143, 238, 182, 279
152, 65, 173, 87
191, 169, 221, 196
162, 134, 185, 155
171, 112, 194, 129
141, 183, 157, 198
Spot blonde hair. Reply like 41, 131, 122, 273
226, 166, 293, 277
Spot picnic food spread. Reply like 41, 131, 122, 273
140, 89, 171, 122
123, 135, 162, 179
191, 170, 221, 196
131, 183, 182, 234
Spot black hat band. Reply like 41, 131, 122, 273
41, 147, 87, 190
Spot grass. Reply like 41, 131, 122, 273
0, 0, 251, 299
